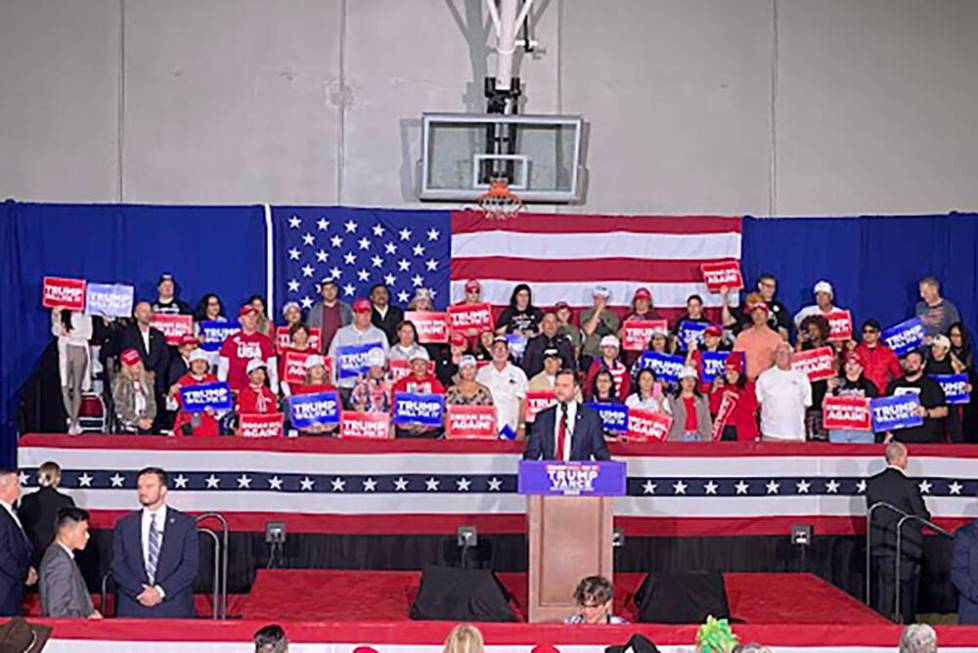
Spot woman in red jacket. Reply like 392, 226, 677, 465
709, 355, 759, 442
172, 349, 222, 436
237, 359, 278, 415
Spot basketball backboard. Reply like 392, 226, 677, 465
419, 113, 585, 203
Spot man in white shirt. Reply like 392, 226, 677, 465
476, 336, 529, 438
109, 467, 198, 618
793, 280, 840, 330
0, 469, 37, 615
756, 342, 812, 441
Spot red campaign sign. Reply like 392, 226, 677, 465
445, 405, 498, 439
151, 314, 194, 345
621, 319, 669, 351
276, 326, 321, 352
826, 310, 853, 341
447, 303, 494, 337
404, 312, 450, 344
822, 395, 872, 431
339, 412, 390, 439
792, 346, 837, 382
700, 260, 744, 293
710, 392, 739, 441
525, 391, 557, 423
284, 351, 331, 385
42, 277, 87, 311
389, 359, 436, 382
238, 413, 284, 438
626, 408, 673, 442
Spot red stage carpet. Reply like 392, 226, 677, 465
237, 569, 889, 625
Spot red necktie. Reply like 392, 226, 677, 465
555, 404, 568, 461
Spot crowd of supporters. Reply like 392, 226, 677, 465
42, 272, 974, 443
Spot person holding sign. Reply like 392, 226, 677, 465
667, 367, 713, 441
328, 298, 390, 394
709, 355, 759, 442
172, 350, 221, 437
350, 348, 394, 414
523, 369, 610, 461
290, 355, 338, 436
884, 350, 947, 443
112, 349, 157, 434
733, 295, 783, 381
476, 336, 529, 439
392, 349, 445, 395
854, 319, 903, 395
928, 334, 967, 441
445, 356, 494, 407
756, 343, 812, 442
50, 307, 93, 434
626, 369, 669, 414
797, 315, 835, 441
686, 325, 731, 393
670, 294, 710, 351
236, 359, 278, 419
584, 336, 631, 401
824, 350, 879, 443
277, 323, 315, 397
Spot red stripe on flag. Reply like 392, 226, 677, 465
451, 210, 742, 235
450, 257, 715, 283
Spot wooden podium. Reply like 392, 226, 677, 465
519, 460, 627, 623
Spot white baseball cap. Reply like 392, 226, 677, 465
410, 348, 430, 362
246, 358, 267, 375
459, 355, 477, 368
813, 280, 834, 296
592, 286, 612, 299
188, 349, 209, 364
600, 335, 620, 349
304, 354, 325, 369
366, 348, 386, 368
678, 366, 698, 380
931, 334, 951, 350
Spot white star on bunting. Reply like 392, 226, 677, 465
300, 477, 315, 491
825, 479, 840, 494
268, 476, 283, 491
949, 481, 963, 495
672, 480, 687, 495
456, 478, 471, 492
918, 479, 932, 494
237, 475, 252, 489
643, 481, 657, 495
796, 480, 811, 494
78, 473, 93, 488
487, 477, 502, 492
734, 480, 750, 495
331, 478, 346, 492
765, 480, 780, 495
173, 475, 189, 489
394, 477, 409, 492
362, 478, 378, 492
425, 477, 440, 491
110, 474, 125, 488
205, 475, 220, 488
703, 481, 718, 495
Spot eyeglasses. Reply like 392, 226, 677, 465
862, 329, 878, 334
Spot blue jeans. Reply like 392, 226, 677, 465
682, 432, 705, 442
829, 429, 874, 444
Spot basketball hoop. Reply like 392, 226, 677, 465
477, 179, 524, 220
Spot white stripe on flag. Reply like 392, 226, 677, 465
450, 280, 738, 308
451, 230, 741, 260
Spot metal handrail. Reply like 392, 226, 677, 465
865, 501, 912, 606
195, 512, 230, 619
196, 526, 221, 620
100, 571, 114, 617
894, 513, 953, 623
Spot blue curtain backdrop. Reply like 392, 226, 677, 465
0, 201, 266, 465
2, 203, 976, 465
741, 213, 978, 335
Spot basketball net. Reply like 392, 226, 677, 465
476, 178, 524, 220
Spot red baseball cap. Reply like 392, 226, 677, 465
554, 301, 571, 312
633, 287, 652, 301
531, 646, 561, 653
352, 298, 372, 314
465, 279, 481, 292
178, 334, 198, 347
704, 325, 723, 337
450, 331, 467, 347
352, 648, 378, 653
239, 304, 258, 318
747, 301, 769, 315
724, 354, 744, 373
844, 350, 864, 367
121, 348, 141, 367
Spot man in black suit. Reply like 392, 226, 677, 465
109, 467, 199, 618
865, 441, 931, 623
120, 301, 170, 431
0, 468, 37, 616
369, 284, 404, 345
523, 370, 611, 461
18, 461, 75, 567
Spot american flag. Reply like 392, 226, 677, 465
273, 207, 452, 314
274, 208, 741, 321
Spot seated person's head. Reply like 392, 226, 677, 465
254, 624, 288, 653
572, 575, 614, 624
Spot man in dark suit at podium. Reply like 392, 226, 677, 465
524, 370, 610, 462
865, 441, 931, 623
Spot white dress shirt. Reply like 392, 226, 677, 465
139, 325, 151, 353
141, 505, 167, 594
57, 540, 75, 560
553, 401, 577, 461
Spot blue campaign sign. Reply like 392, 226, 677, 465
85, 283, 134, 318
584, 402, 629, 432
506, 334, 528, 360
179, 382, 233, 413
882, 317, 926, 356
931, 374, 970, 405
393, 392, 445, 427
637, 352, 686, 383
199, 320, 241, 352
700, 351, 743, 384
870, 394, 924, 432
336, 342, 385, 379
676, 321, 708, 351
518, 460, 627, 497
289, 391, 341, 428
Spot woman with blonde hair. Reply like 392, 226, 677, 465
442, 624, 484, 653
112, 348, 157, 434
17, 461, 75, 566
